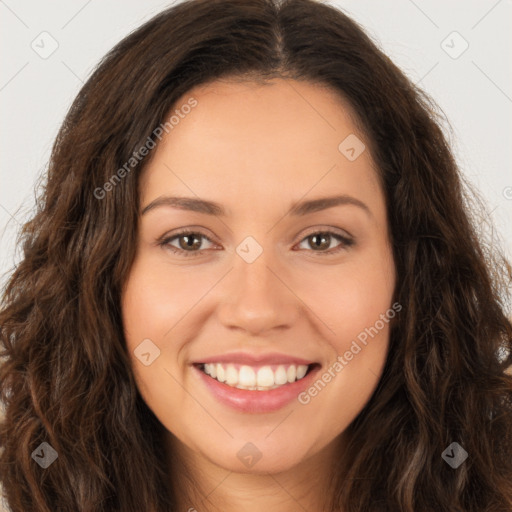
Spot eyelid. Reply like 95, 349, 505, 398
298, 225, 354, 240
155, 227, 219, 253
157, 225, 355, 257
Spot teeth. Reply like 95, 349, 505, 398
257, 366, 274, 387
225, 365, 238, 386
296, 364, 308, 380
216, 364, 225, 383
202, 363, 310, 390
239, 365, 256, 387
274, 365, 288, 385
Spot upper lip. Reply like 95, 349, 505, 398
193, 352, 317, 366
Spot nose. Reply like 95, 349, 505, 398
216, 249, 301, 336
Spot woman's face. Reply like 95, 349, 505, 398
121, 78, 396, 475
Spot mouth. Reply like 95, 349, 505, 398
193, 362, 321, 391
191, 358, 324, 413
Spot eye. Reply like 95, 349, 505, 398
158, 229, 217, 257
157, 228, 354, 257
295, 230, 354, 255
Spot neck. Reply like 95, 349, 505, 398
165, 432, 345, 512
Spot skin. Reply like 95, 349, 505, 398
121, 78, 396, 512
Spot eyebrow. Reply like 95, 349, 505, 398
140, 194, 372, 218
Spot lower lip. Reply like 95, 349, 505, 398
192, 364, 321, 413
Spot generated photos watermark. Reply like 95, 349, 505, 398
93, 97, 198, 200
297, 301, 402, 405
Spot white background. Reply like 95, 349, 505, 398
0, 2, 511, 507
1, 0, 511, 291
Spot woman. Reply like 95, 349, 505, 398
1, 0, 511, 510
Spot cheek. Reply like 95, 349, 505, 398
306, 249, 395, 347
121, 263, 186, 414
122, 241, 395, 352
303, 248, 394, 401
121, 256, 195, 342
120, 241, 396, 453
334, 273, 393, 347
121, 259, 173, 384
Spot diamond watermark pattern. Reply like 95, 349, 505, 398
31, 442, 58, 468
30, 31, 59, 59
338, 134, 366, 161
237, 442, 263, 468
441, 442, 468, 468
134, 338, 161, 366
236, 236, 263, 264
441, 31, 469, 59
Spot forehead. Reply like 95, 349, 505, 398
140, 78, 382, 216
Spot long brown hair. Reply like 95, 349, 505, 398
1, 0, 511, 510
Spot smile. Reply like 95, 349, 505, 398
198, 362, 311, 390
192, 361, 322, 413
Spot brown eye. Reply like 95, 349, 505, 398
159, 230, 216, 257
158, 228, 354, 258
297, 230, 354, 255
177, 233, 203, 251
307, 233, 332, 251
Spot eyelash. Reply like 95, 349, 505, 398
157, 228, 354, 258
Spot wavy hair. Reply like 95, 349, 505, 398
1, 0, 511, 510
